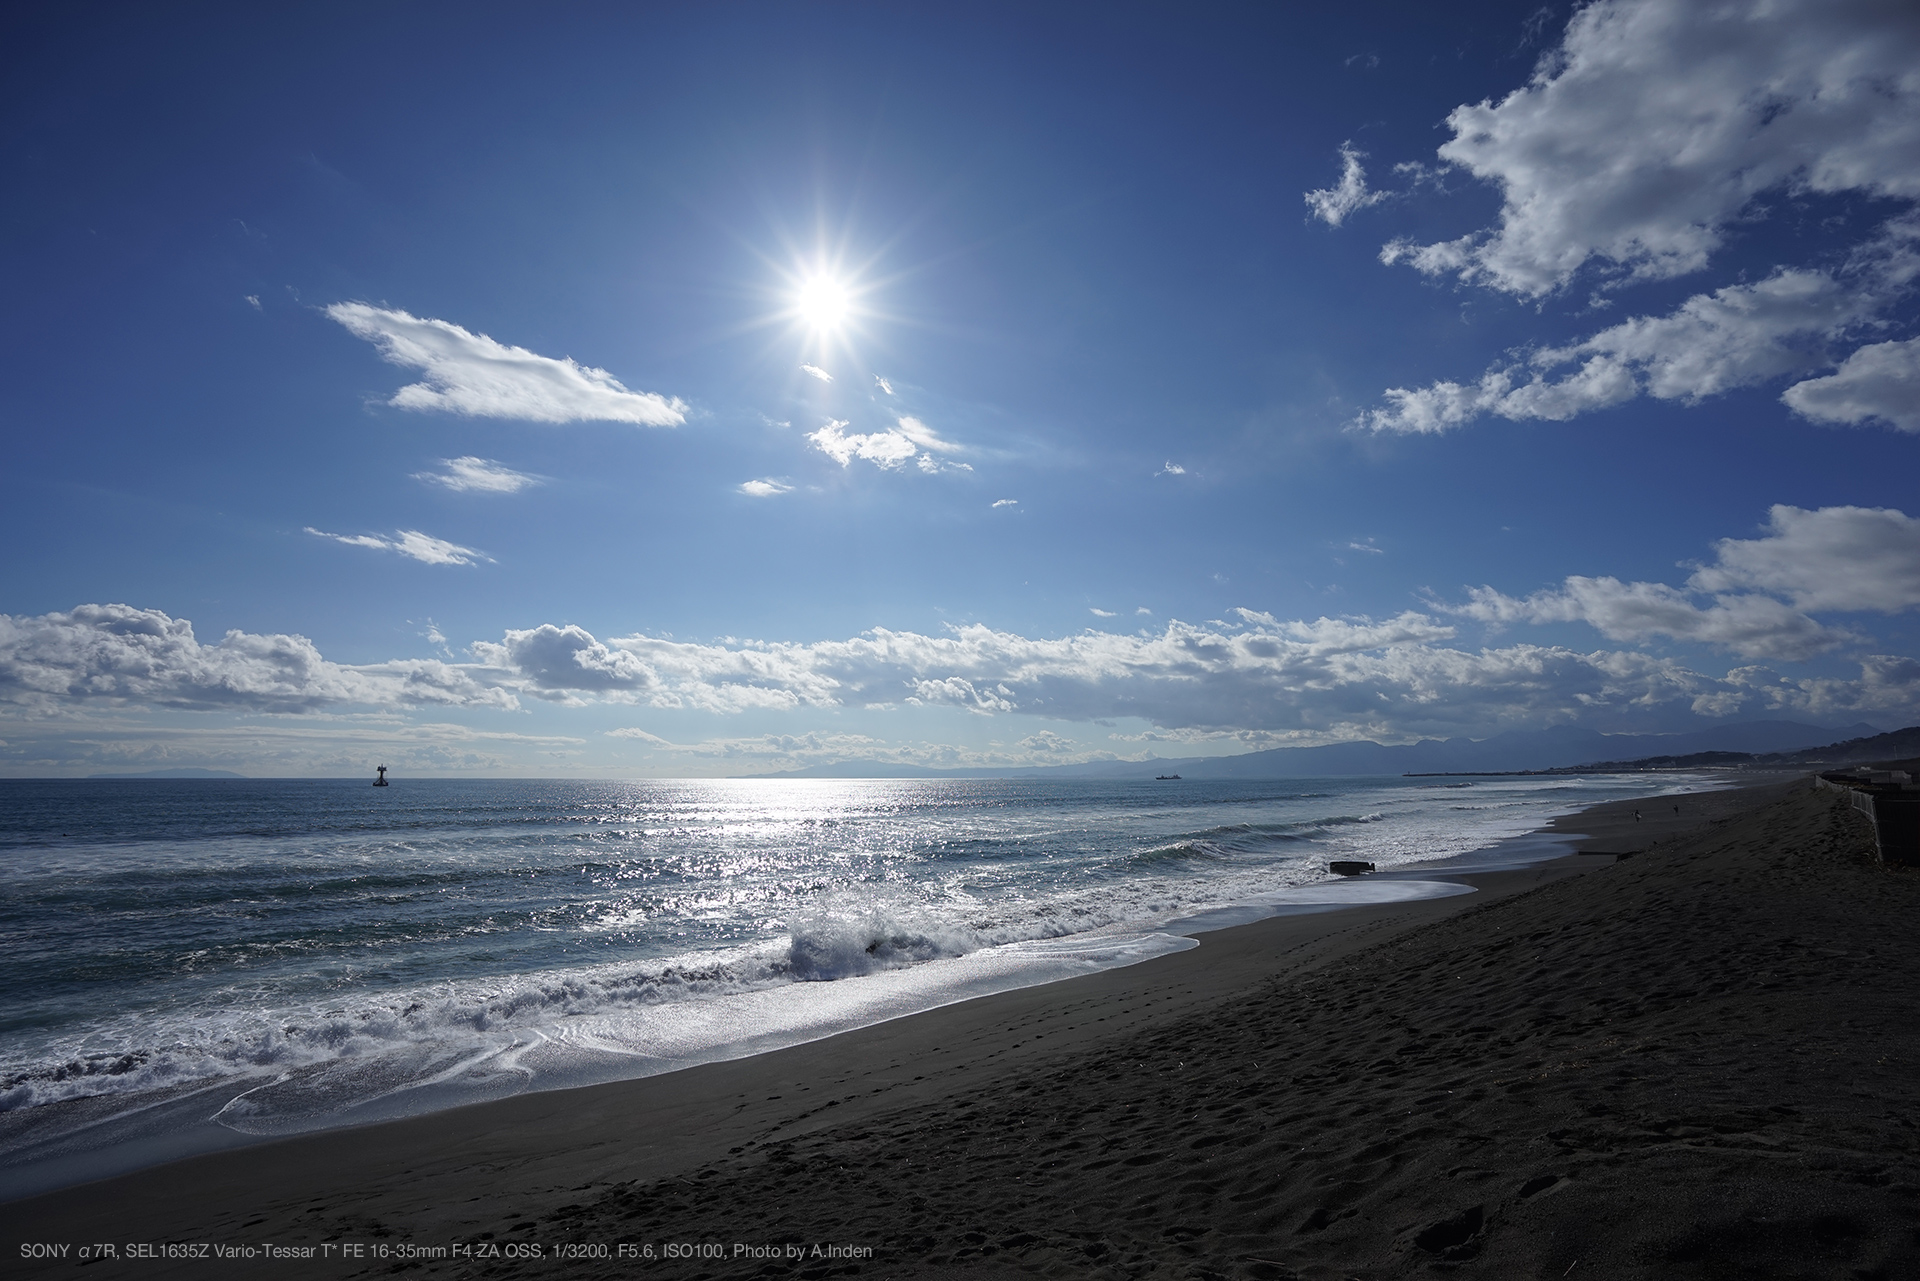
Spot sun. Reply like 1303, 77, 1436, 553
794, 274, 852, 332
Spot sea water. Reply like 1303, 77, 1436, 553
0, 772, 1708, 1193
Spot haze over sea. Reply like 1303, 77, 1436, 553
0, 772, 1710, 1195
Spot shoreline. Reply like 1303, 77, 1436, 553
0, 773, 1813, 1276
0, 773, 1751, 1205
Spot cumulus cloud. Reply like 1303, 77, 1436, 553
807, 419, 915, 468
1689, 504, 1920, 612
0, 604, 516, 714
1018, 730, 1079, 754
1442, 504, 1920, 661
459, 609, 1915, 731
1782, 335, 1920, 432
1449, 577, 1846, 662
9, 590, 1920, 736
1157, 461, 1186, 476
413, 456, 540, 493
326, 303, 687, 426
1361, 269, 1880, 432
807, 416, 967, 473
1090, 608, 1117, 617
800, 363, 833, 383
474, 624, 659, 700
1384, 0, 1920, 297
1304, 143, 1389, 227
305, 527, 490, 566
739, 478, 793, 497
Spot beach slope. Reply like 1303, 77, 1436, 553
491, 779, 1920, 1278
7, 779, 1916, 1279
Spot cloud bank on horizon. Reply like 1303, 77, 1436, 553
1317, 0, 1920, 435
7, 506, 1918, 762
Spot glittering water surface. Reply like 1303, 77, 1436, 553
0, 773, 1701, 1167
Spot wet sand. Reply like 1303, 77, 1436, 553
9, 774, 1917, 1279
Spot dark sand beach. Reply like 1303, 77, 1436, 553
8, 776, 1918, 1279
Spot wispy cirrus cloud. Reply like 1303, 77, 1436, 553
739, 478, 793, 497
326, 303, 687, 426
305, 527, 491, 566
413, 456, 540, 493
800, 363, 833, 383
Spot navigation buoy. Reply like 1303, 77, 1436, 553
373, 765, 389, 787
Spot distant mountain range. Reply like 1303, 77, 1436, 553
744, 719, 1888, 780
86, 768, 249, 779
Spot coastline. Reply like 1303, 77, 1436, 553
13, 771, 1900, 1279
0, 772, 1725, 1202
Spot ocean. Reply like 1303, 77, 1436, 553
0, 772, 1707, 1195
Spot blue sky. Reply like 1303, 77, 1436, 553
3, 0, 1917, 776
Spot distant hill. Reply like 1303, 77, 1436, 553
1764, 725, 1920, 767
86, 768, 249, 779
743, 719, 1882, 780
1562, 725, 1920, 774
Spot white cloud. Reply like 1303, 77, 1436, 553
807, 419, 916, 469
461, 608, 1914, 731
605, 726, 675, 745
992, 498, 1019, 508
1360, 269, 1881, 432
739, 478, 794, 497
874, 376, 894, 395
1442, 504, 1920, 660
1136, 607, 1153, 616
1018, 730, 1078, 755
1782, 335, 1920, 432
245, 294, 261, 310
807, 416, 967, 473
800, 363, 833, 383
305, 527, 490, 566
1347, 540, 1384, 555
326, 303, 686, 426
895, 416, 961, 453
10, 586, 1920, 738
413, 456, 540, 494
1157, 461, 1186, 476
1304, 143, 1389, 227
1689, 504, 1920, 612
1449, 577, 1846, 662
0, 604, 515, 714
1386, 0, 1920, 297
1090, 608, 1117, 618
